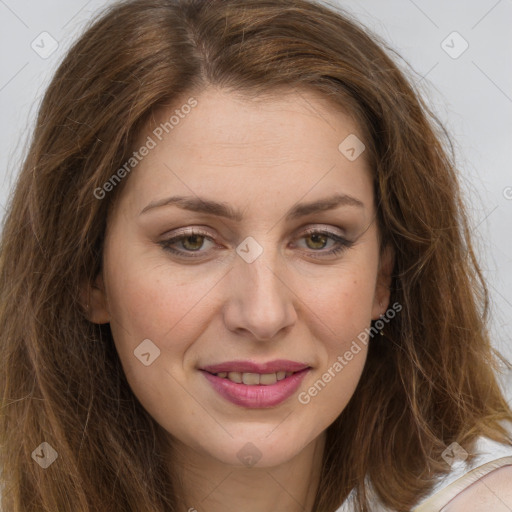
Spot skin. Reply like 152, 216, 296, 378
86, 86, 394, 511
442, 465, 512, 511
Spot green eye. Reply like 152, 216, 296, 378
296, 229, 354, 257
304, 232, 329, 250
159, 229, 354, 259
160, 230, 214, 256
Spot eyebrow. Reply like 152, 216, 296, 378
139, 193, 364, 221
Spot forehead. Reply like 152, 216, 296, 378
147, 86, 362, 155
117, 86, 373, 218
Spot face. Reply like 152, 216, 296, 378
87, 86, 393, 469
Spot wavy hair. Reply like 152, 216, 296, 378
1, 0, 511, 510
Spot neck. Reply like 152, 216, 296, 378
168, 433, 326, 512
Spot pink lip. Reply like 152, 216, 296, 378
201, 359, 309, 374
200, 361, 311, 408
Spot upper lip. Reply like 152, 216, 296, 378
201, 360, 310, 374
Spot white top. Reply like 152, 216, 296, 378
335, 420, 512, 512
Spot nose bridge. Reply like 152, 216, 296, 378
224, 237, 297, 339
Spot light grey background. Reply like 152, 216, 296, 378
1, 1, 511, 396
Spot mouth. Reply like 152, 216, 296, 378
199, 360, 311, 408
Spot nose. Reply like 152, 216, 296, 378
222, 246, 298, 341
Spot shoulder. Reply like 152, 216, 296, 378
412, 421, 512, 512
440, 464, 512, 511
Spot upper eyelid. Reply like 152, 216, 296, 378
162, 223, 347, 239
160, 226, 349, 249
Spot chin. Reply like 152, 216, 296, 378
191, 424, 320, 469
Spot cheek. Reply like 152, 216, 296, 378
105, 256, 222, 356
321, 276, 372, 332
307, 258, 378, 350
101, 249, 221, 430
296, 257, 377, 411
294, 296, 370, 432
101, 236, 238, 417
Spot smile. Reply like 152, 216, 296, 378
200, 360, 311, 408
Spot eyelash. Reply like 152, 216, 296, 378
158, 228, 354, 259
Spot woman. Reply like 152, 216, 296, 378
1, 0, 511, 510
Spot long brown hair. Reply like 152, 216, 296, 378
1, 0, 511, 510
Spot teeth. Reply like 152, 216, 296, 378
242, 372, 260, 385
259, 372, 277, 385
215, 370, 296, 385
227, 371, 242, 383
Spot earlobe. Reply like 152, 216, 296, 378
81, 273, 111, 324
371, 244, 395, 320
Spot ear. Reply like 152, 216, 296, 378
371, 243, 395, 320
80, 273, 111, 324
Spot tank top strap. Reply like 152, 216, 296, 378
413, 424, 512, 511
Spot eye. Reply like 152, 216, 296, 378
158, 227, 354, 259
159, 229, 216, 258
293, 228, 354, 258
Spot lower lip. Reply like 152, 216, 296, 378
201, 369, 310, 408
